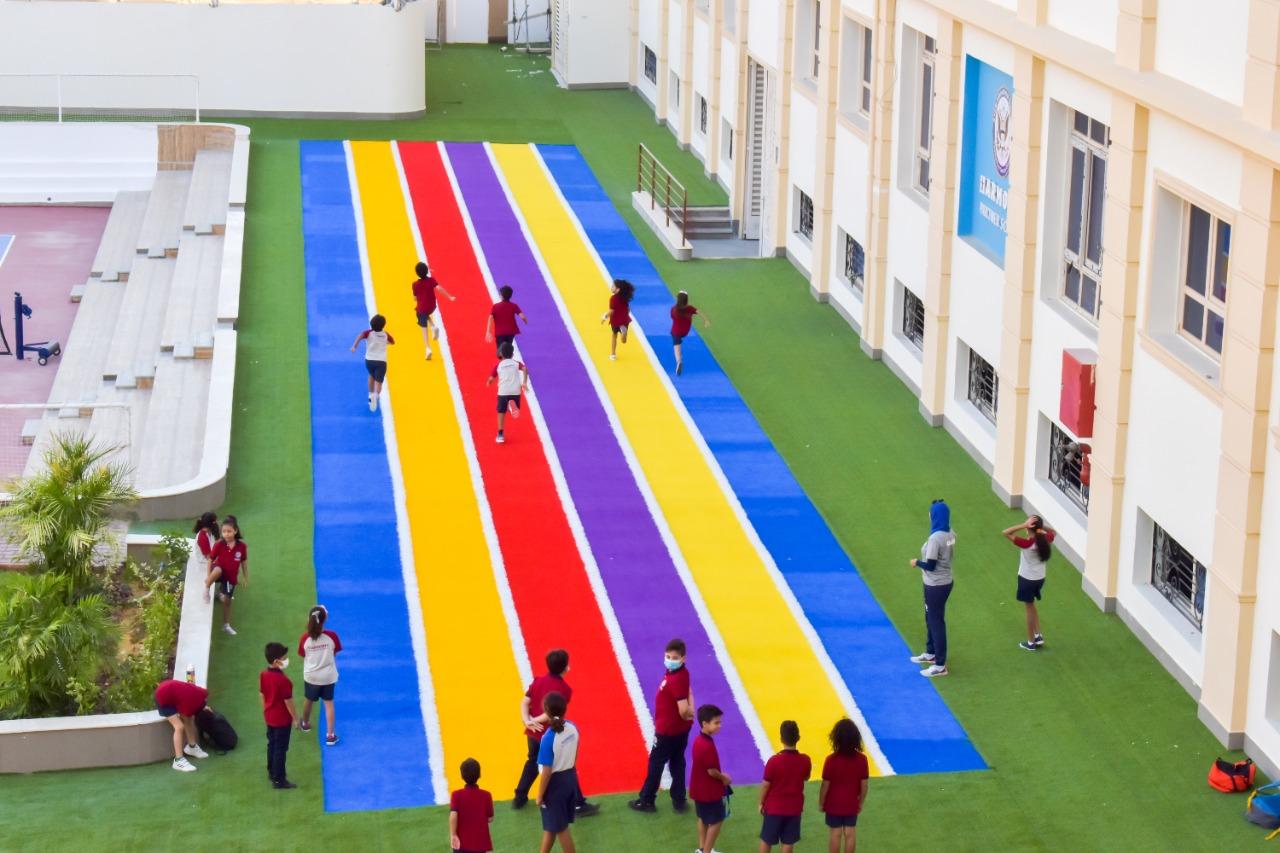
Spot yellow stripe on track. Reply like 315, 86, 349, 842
348, 141, 527, 791
493, 143, 878, 771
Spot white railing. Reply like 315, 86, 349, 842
0, 74, 200, 123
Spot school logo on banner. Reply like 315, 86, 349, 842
957, 57, 1014, 267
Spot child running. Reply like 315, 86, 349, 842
759, 720, 811, 853
486, 285, 528, 356
1003, 515, 1056, 650
600, 278, 635, 360
536, 692, 580, 853
412, 261, 455, 360
298, 604, 342, 746
350, 314, 395, 412
485, 341, 528, 445
819, 718, 869, 853
450, 757, 494, 853
690, 704, 731, 853
670, 290, 709, 376
206, 516, 247, 636
193, 512, 218, 602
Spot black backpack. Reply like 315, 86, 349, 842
196, 707, 238, 753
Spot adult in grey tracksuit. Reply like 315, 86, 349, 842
909, 500, 955, 677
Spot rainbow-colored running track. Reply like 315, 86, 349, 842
300, 140, 985, 813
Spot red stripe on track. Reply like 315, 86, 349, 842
398, 141, 648, 795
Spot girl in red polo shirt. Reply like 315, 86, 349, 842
670, 291, 710, 377
600, 279, 635, 361
819, 718, 869, 853
193, 512, 218, 602
206, 516, 248, 636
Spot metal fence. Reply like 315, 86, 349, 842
0, 74, 200, 123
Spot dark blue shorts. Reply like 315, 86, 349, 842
672, 334, 687, 346
155, 701, 179, 718
415, 310, 434, 327
1017, 575, 1045, 602
694, 799, 726, 826
540, 769, 578, 833
760, 813, 801, 845
218, 580, 237, 600
497, 394, 521, 414
304, 681, 335, 702
365, 359, 387, 383
495, 334, 515, 353
825, 813, 859, 828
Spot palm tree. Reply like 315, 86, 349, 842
0, 433, 136, 599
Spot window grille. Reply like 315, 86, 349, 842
902, 287, 925, 349
966, 349, 998, 424
644, 47, 657, 84
842, 232, 865, 293
798, 190, 814, 240
698, 95, 708, 135
1152, 524, 1207, 630
1047, 423, 1090, 513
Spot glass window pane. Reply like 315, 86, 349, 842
919, 64, 933, 150
862, 29, 873, 84
1086, 153, 1106, 266
1066, 148, 1086, 255
1185, 206, 1210, 296
924, 35, 935, 53
861, 86, 871, 113
1090, 119, 1108, 145
1065, 266, 1080, 303
1207, 309, 1225, 353
1213, 220, 1230, 302
917, 157, 930, 191
1074, 110, 1089, 135
1182, 295, 1204, 340
1081, 275, 1098, 315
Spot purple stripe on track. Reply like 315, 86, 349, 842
444, 141, 764, 782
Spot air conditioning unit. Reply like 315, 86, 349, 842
1060, 348, 1096, 439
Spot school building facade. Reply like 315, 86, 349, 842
596, 0, 1280, 775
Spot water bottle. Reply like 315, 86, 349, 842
185, 663, 196, 684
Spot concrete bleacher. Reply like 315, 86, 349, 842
89, 190, 149, 282
135, 169, 190, 258
102, 256, 176, 386
182, 149, 232, 235
161, 232, 222, 357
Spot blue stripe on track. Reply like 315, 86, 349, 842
536, 144, 985, 774
300, 140, 436, 810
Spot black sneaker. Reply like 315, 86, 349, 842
273, 780, 297, 790
628, 799, 657, 813
512, 795, 529, 810
671, 800, 688, 813
1018, 641, 1038, 651
575, 802, 600, 817
1033, 634, 1045, 647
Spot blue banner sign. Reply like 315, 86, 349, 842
957, 56, 1013, 266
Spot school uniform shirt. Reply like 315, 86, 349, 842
537, 721, 580, 772
670, 305, 698, 337
609, 293, 631, 327
1013, 531, 1056, 582
298, 630, 343, 686
525, 673, 574, 739
412, 276, 440, 314
358, 329, 395, 362
491, 358, 525, 396
821, 752, 869, 815
653, 666, 693, 736
195, 529, 215, 559
919, 530, 956, 586
154, 679, 208, 716
689, 733, 725, 802
762, 750, 812, 816
491, 300, 523, 337
208, 539, 247, 585
449, 785, 494, 852
260, 668, 294, 727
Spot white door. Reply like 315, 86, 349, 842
743, 58, 768, 240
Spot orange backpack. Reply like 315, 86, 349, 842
1209, 758, 1256, 793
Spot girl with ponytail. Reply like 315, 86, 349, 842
1002, 515, 1056, 650
535, 691, 580, 853
298, 604, 343, 746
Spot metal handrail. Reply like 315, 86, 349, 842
637, 143, 689, 247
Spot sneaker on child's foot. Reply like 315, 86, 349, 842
172, 757, 197, 772
424, 349, 432, 360
325, 733, 339, 746
628, 799, 657, 813
273, 780, 298, 790
496, 433, 505, 444
575, 802, 600, 817
512, 795, 529, 810
509, 404, 520, 419
909, 652, 936, 664
920, 664, 948, 678
368, 395, 376, 412
432, 325, 440, 341
184, 743, 209, 759
671, 800, 688, 813
299, 720, 311, 732
1018, 641, 1038, 651
1034, 633, 1045, 647
609, 354, 617, 361
675, 361, 683, 376
222, 623, 237, 636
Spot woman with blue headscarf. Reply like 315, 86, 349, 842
908, 500, 955, 678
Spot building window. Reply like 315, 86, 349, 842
721, 118, 734, 161
1152, 524, 1207, 630
724, 0, 737, 35
697, 94, 708, 135
1179, 204, 1230, 356
1048, 423, 1090, 513
797, 0, 821, 83
966, 348, 998, 424
902, 286, 925, 349
644, 46, 657, 85
841, 230, 865, 293
669, 71, 681, 110
838, 19, 873, 123
812, 1, 822, 79
796, 189, 814, 240
1063, 111, 1108, 322
695, 0, 709, 12
914, 34, 936, 195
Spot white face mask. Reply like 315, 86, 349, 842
278, 658, 290, 670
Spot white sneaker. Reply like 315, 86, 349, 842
909, 652, 936, 664
609, 354, 617, 361
496, 433, 505, 444
509, 404, 520, 419
184, 743, 209, 759
920, 664, 948, 678
367, 394, 375, 412
222, 623, 237, 636
424, 349, 432, 360
172, 757, 197, 772
432, 325, 440, 341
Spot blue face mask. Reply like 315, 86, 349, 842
664, 658, 682, 672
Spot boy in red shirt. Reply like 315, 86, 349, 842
513, 649, 599, 816
260, 641, 299, 790
411, 261, 455, 360
153, 678, 210, 772
690, 704, 732, 853
450, 757, 494, 853
758, 720, 811, 853
485, 285, 528, 356
630, 638, 695, 813
819, 718, 869, 853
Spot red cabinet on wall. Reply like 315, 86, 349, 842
1060, 349, 1097, 439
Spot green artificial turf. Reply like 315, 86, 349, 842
2, 46, 1258, 851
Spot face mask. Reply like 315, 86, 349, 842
278, 659, 290, 670
664, 658, 681, 672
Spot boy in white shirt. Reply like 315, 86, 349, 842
485, 341, 528, 445
350, 314, 395, 412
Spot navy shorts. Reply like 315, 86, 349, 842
1017, 575, 1045, 602
611, 324, 629, 334
672, 333, 687, 346
694, 799, 726, 826
304, 681, 335, 702
825, 813, 859, 828
540, 769, 578, 833
218, 580, 237, 600
155, 701, 179, 718
497, 394, 521, 414
415, 310, 434, 327
365, 359, 387, 383
495, 334, 515, 352
760, 813, 802, 845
